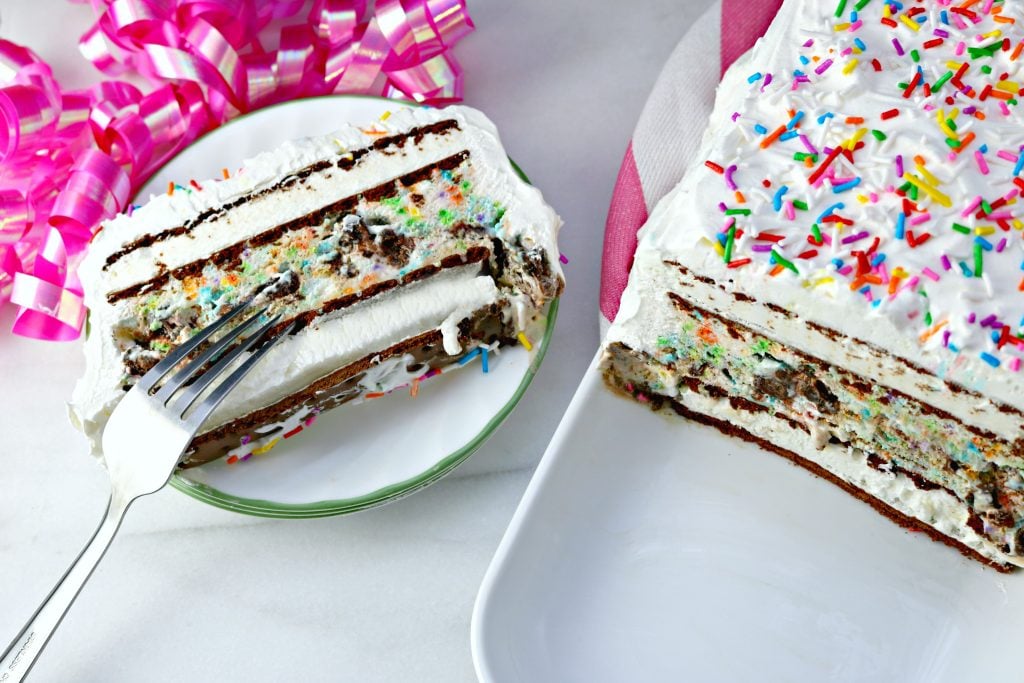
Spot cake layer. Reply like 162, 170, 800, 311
104, 149, 474, 304
201, 263, 502, 427
601, 362, 1014, 573
71, 260, 502, 457
100, 121, 462, 293
612, 252, 1024, 446
602, 331, 1024, 570
604, 258, 1024, 566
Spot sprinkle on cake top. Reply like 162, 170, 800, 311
689, 0, 1024, 375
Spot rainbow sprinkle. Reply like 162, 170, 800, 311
699, 0, 1024, 374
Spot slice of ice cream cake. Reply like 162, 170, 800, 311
72, 105, 563, 468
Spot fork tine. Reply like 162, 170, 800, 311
180, 320, 297, 429
135, 298, 254, 393
170, 314, 284, 419
152, 306, 268, 404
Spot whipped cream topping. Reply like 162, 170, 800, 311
620, 0, 1024, 407
70, 105, 562, 458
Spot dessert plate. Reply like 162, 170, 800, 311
133, 96, 557, 517
472, 353, 1024, 682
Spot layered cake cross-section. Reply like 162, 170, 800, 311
71, 105, 563, 468
602, 0, 1024, 570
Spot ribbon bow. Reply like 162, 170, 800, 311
0, 0, 473, 340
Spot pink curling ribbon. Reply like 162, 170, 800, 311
0, 0, 474, 340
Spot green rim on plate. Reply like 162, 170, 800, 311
150, 94, 558, 517
170, 298, 558, 518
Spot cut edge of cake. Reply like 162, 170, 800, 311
601, 262, 1024, 570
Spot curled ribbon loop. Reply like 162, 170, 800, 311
0, 189, 32, 246
1, 0, 473, 340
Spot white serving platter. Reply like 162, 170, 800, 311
472, 352, 1024, 682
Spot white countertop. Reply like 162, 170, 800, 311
0, 2, 703, 680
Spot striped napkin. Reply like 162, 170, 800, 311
600, 0, 783, 328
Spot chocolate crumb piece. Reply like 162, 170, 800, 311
376, 229, 413, 267
489, 237, 508, 279
362, 213, 391, 227
451, 222, 487, 239
260, 270, 301, 301
338, 216, 374, 250
987, 510, 1016, 528
511, 235, 548, 276
751, 363, 839, 415
124, 354, 159, 377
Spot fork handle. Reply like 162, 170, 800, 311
1, 494, 131, 682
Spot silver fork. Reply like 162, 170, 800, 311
1, 301, 296, 682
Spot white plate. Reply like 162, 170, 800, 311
472, 353, 1024, 682
133, 96, 557, 517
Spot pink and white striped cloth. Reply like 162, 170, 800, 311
600, 0, 782, 326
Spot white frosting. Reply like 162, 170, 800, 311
614, 0, 1024, 412
70, 105, 562, 459
672, 384, 1023, 568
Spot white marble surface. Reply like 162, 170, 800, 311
0, 1, 704, 680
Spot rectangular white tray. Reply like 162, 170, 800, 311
472, 352, 1024, 682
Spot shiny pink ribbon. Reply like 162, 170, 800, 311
1, 0, 473, 340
